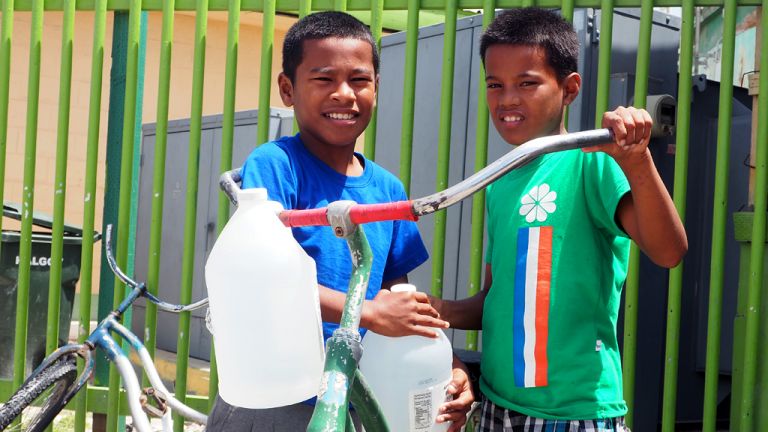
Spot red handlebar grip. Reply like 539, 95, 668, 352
279, 208, 329, 227
349, 201, 417, 224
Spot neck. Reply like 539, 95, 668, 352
299, 134, 364, 176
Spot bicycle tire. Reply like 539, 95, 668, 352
0, 355, 78, 432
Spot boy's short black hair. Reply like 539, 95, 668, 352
282, 11, 379, 82
480, 8, 578, 81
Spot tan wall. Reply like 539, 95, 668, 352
3, 11, 295, 294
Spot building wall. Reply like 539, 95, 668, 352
3, 11, 296, 294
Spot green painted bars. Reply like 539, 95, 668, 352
0, 1, 766, 432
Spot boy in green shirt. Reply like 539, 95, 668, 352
431, 8, 687, 431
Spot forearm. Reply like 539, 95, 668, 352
619, 150, 687, 267
431, 291, 486, 330
319, 284, 376, 327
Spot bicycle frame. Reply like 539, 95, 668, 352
17, 226, 209, 432
219, 129, 615, 432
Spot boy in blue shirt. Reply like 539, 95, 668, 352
206, 11, 474, 431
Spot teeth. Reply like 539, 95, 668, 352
327, 113, 355, 120
503, 116, 523, 122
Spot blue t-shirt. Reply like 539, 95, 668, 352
241, 134, 429, 341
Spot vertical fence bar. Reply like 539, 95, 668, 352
700, 2, 737, 431
594, 1, 613, 122
334, 0, 346, 11
44, 0, 76, 363
257, 0, 276, 145
12, 0, 44, 392
174, 1, 208, 430
363, 0, 384, 160
144, 0, 176, 391
429, 0, 458, 299
745, 8, 768, 431
741, 4, 768, 429
210, 0, 242, 407
74, 0, 108, 429
560, 0, 574, 129
560, 0, 574, 22
622, 2, 652, 430
0, 0, 13, 260
299, 0, 311, 17
107, 0, 143, 429
465, 0, 495, 352
398, 0, 420, 193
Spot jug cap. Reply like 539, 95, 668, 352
237, 188, 268, 203
390, 283, 417, 293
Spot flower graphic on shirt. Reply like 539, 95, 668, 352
519, 183, 557, 223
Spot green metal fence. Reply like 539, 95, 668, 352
0, 1, 766, 431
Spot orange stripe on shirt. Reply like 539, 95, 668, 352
535, 226, 552, 387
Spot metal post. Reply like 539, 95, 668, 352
430, 0, 458, 299
363, 0, 384, 160
74, 0, 108, 429
12, 0, 44, 393
144, 0, 176, 390
701, 2, 737, 431
398, 0, 420, 193
466, 1, 495, 352
623, 3, 653, 427
257, 0, 276, 145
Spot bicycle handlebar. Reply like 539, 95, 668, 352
104, 225, 209, 313
222, 129, 615, 227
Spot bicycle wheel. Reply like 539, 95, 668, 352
0, 355, 78, 432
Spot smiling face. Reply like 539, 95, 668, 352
484, 44, 580, 146
278, 37, 377, 152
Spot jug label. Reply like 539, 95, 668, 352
408, 377, 452, 431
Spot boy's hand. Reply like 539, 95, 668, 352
437, 357, 474, 431
584, 106, 654, 166
366, 289, 449, 338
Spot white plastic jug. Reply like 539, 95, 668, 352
205, 188, 325, 409
359, 284, 453, 432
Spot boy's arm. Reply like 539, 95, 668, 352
430, 264, 492, 330
586, 106, 688, 268
318, 277, 450, 338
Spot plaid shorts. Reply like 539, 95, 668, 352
477, 398, 631, 432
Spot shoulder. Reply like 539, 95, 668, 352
365, 158, 407, 195
243, 136, 298, 170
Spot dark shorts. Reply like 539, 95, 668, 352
478, 398, 631, 432
205, 395, 361, 432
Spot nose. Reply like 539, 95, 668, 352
498, 88, 521, 108
331, 80, 356, 103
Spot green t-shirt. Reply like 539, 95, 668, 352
480, 148, 631, 420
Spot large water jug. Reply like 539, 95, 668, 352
205, 188, 325, 408
359, 284, 453, 431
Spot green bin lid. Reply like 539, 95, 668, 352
3, 201, 99, 240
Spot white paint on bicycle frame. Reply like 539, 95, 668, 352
114, 355, 153, 432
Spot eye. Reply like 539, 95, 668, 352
520, 81, 538, 87
312, 76, 333, 82
486, 82, 501, 89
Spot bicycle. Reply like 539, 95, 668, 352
217, 129, 615, 432
0, 225, 209, 432
0, 128, 613, 432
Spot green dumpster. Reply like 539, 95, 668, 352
0, 202, 98, 379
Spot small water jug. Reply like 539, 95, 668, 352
205, 188, 325, 408
359, 284, 453, 431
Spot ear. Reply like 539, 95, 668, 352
278, 72, 294, 107
373, 74, 380, 108
562, 72, 581, 106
